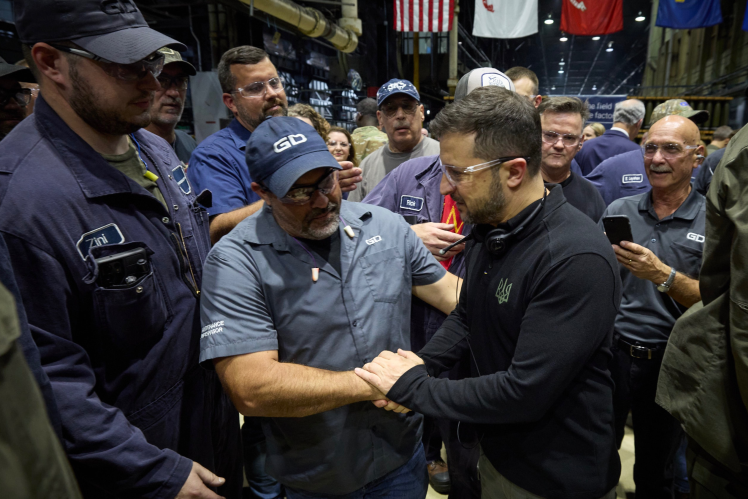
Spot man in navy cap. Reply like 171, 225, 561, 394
0, 0, 242, 497
0, 57, 35, 140
199, 116, 460, 498
348, 79, 440, 202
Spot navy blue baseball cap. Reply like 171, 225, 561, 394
377, 79, 420, 107
14, 0, 186, 65
246, 117, 342, 198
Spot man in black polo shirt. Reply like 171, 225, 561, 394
355, 86, 622, 499
537, 96, 606, 222
599, 115, 704, 498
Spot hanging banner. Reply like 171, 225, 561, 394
560, 0, 623, 36
656, 0, 722, 30
578, 95, 629, 128
473, 0, 538, 39
394, 0, 454, 32
743, 2, 748, 32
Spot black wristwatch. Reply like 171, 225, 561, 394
657, 267, 677, 293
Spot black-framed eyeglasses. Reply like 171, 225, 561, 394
277, 169, 339, 205
380, 100, 419, 118
542, 130, 582, 148
157, 74, 189, 91
0, 88, 31, 107
234, 76, 285, 99
51, 44, 165, 81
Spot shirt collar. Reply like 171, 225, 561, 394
34, 95, 142, 199
228, 118, 253, 150
638, 186, 703, 222
610, 127, 629, 138
414, 155, 441, 184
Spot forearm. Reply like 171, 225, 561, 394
217, 356, 381, 418
652, 266, 701, 307
412, 273, 461, 315
209, 201, 264, 245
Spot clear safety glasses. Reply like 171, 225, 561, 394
439, 156, 529, 186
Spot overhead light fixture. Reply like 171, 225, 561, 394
544, 14, 554, 25
635, 12, 645, 22
560, 34, 568, 42
551, 85, 556, 90
558, 70, 564, 74
606, 42, 614, 52
426, 109, 431, 115
559, 58, 565, 66
592, 36, 601, 41
592, 84, 597, 90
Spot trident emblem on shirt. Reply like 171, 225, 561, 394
496, 278, 512, 305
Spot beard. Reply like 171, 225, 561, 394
150, 97, 184, 127
68, 60, 153, 135
237, 97, 288, 130
452, 171, 506, 225
274, 200, 341, 240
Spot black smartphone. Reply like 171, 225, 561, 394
95, 247, 151, 288
603, 216, 634, 246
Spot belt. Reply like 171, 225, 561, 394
616, 337, 664, 360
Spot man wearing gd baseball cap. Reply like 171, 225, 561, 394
0, 1, 242, 497
199, 116, 460, 497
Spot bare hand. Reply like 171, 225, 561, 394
337, 160, 362, 193
613, 241, 670, 283
371, 398, 412, 413
355, 349, 424, 396
175, 462, 226, 499
410, 223, 465, 261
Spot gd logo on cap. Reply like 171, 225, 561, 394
273, 134, 308, 153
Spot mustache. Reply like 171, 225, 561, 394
263, 99, 287, 115
393, 120, 410, 129
306, 202, 339, 221
649, 164, 672, 173
159, 97, 183, 107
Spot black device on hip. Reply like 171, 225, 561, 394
602, 215, 634, 246
95, 247, 151, 288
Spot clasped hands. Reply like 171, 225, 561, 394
355, 349, 424, 414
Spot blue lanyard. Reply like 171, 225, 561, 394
129, 134, 159, 182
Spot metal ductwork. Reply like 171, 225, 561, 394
239, 0, 359, 53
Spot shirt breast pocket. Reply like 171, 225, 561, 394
87, 243, 173, 354
669, 241, 703, 278
360, 247, 406, 303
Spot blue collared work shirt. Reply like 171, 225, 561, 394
187, 118, 261, 216
0, 96, 240, 498
199, 201, 446, 494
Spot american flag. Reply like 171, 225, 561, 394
394, 0, 454, 32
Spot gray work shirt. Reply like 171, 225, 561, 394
199, 200, 446, 494
599, 188, 705, 346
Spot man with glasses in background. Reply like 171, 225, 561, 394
0, 56, 35, 140
354, 86, 622, 498
145, 47, 197, 164
538, 96, 606, 221
0, 0, 242, 497
348, 79, 440, 202
598, 115, 704, 498
199, 116, 460, 497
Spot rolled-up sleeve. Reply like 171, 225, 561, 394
199, 244, 278, 363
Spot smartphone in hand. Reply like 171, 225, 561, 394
603, 215, 634, 246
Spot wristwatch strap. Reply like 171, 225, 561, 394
658, 267, 677, 292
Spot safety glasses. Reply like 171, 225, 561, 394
278, 169, 339, 205
234, 76, 285, 99
51, 44, 165, 81
0, 88, 31, 107
439, 156, 529, 186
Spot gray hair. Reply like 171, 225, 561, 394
613, 99, 646, 126
429, 86, 542, 177
217, 46, 269, 94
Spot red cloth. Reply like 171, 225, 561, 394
439, 195, 464, 270
393, 0, 454, 32
560, 0, 623, 36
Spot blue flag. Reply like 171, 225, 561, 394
656, 0, 722, 30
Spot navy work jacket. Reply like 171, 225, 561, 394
575, 129, 642, 176
0, 96, 239, 498
363, 154, 471, 350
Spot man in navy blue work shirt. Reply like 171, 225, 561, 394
587, 99, 710, 205
356, 87, 622, 499
537, 96, 606, 221
200, 117, 460, 498
0, 1, 242, 497
599, 115, 705, 498
574, 99, 645, 176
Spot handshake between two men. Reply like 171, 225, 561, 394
355, 349, 425, 414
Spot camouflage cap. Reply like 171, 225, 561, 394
158, 47, 196, 76
649, 99, 709, 126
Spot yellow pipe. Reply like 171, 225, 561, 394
239, 0, 359, 53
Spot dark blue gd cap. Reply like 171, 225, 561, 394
14, 0, 185, 65
376, 79, 420, 107
246, 117, 342, 198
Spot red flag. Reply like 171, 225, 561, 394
439, 195, 464, 270
394, 0, 454, 32
560, 0, 623, 36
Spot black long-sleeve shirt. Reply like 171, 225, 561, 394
388, 185, 622, 499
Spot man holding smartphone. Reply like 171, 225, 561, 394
599, 115, 704, 498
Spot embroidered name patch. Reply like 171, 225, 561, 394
622, 174, 644, 184
172, 164, 192, 195
76, 223, 125, 260
400, 195, 424, 211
